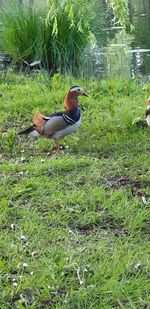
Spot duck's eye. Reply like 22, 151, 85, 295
77, 88, 80, 91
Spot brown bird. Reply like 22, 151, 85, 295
19, 86, 88, 150
146, 97, 150, 126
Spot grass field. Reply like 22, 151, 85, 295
0, 71, 150, 308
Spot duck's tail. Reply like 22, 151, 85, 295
18, 126, 40, 137
18, 112, 46, 137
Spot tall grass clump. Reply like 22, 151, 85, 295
0, 1, 47, 65
0, 0, 95, 74
45, 0, 94, 74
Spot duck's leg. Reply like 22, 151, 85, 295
54, 140, 61, 150
53, 140, 65, 150
47, 140, 61, 155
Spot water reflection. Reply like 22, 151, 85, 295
130, 0, 150, 78
83, 0, 150, 80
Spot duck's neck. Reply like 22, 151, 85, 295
64, 92, 78, 112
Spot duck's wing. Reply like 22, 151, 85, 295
32, 111, 68, 135
42, 112, 70, 137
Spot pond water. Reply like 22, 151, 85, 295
130, 0, 150, 79
83, 0, 150, 80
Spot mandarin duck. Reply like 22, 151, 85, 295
146, 97, 150, 126
19, 86, 88, 150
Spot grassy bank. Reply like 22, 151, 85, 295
0, 72, 150, 308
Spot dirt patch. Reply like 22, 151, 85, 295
40, 299, 56, 308
113, 176, 140, 188
103, 176, 149, 204
11, 288, 34, 307
40, 288, 66, 308
100, 213, 128, 237
71, 215, 128, 238
76, 224, 94, 236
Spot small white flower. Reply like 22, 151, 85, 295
21, 235, 28, 241
17, 262, 28, 269
23, 262, 28, 268
68, 229, 75, 234
134, 263, 141, 269
20, 157, 26, 162
31, 251, 37, 256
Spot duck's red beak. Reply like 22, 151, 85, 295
82, 92, 88, 97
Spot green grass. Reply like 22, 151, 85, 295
0, 71, 150, 308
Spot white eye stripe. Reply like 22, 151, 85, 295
70, 87, 82, 92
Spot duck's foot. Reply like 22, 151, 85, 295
54, 140, 67, 151
59, 144, 66, 150
47, 150, 52, 156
